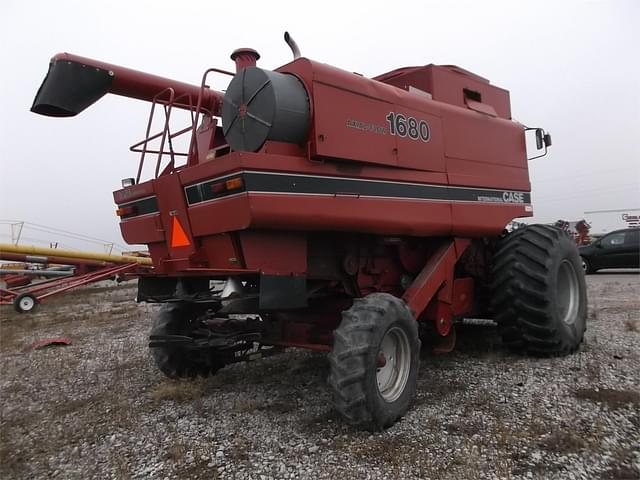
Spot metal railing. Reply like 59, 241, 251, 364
131, 67, 235, 182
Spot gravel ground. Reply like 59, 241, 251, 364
1, 272, 639, 479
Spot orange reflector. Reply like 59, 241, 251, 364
225, 177, 243, 191
171, 216, 191, 247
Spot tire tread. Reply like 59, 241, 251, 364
490, 225, 587, 356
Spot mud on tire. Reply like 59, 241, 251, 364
328, 293, 420, 430
150, 303, 224, 378
490, 225, 588, 355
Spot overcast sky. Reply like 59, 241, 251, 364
1, 0, 638, 251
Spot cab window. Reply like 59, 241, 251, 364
601, 232, 625, 248
624, 229, 639, 245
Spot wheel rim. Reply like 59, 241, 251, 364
580, 258, 588, 273
18, 296, 35, 312
376, 326, 411, 403
557, 260, 579, 325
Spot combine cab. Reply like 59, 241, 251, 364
31, 33, 587, 429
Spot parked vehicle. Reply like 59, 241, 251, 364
579, 229, 640, 273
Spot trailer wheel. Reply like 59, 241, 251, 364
328, 293, 420, 430
150, 303, 224, 378
491, 225, 587, 355
14, 293, 37, 313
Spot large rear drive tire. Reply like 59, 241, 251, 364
491, 225, 588, 355
328, 293, 420, 430
150, 303, 224, 378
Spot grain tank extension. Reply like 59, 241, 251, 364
32, 33, 585, 430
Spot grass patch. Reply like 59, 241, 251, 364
624, 317, 639, 332
538, 429, 587, 453
148, 380, 206, 402
0, 325, 24, 353
302, 408, 341, 432
164, 440, 219, 479
601, 444, 640, 479
231, 398, 261, 413
575, 388, 640, 410
257, 400, 297, 414
335, 434, 416, 467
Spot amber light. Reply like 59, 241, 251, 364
225, 177, 243, 190
210, 176, 244, 195
116, 205, 137, 217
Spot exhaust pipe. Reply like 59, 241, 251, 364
230, 48, 260, 73
31, 53, 224, 117
284, 32, 301, 60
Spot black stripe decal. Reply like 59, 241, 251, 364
185, 178, 247, 204
185, 172, 531, 206
118, 196, 159, 219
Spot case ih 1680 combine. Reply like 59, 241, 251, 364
32, 33, 587, 429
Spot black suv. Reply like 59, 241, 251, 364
579, 228, 640, 273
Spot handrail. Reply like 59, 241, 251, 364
131, 89, 198, 183
131, 66, 235, 180
188, 68, 235, 167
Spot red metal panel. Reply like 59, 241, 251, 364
373, 66, 434, 95
393, 105, 445, 172
442, 106, 525, 168
148, 243, 167, 269
430, 66, 511, 119
113, 179, 155, 204
247, 194, 452, 236
153, 174, 196, 258
451, 277, 474, 316
178, 151, 450, 189
120, 214, 165, 245
200, 234, 244, 270
187, 194, 252, 237
446, 157, 531, 191
374, 64, 510, 119
312, 82, 397, 166
402, 238, 471, 318
451, 203, 531, 236
239, 231, 307, 275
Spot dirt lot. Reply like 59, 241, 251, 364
1, 273, 639, 479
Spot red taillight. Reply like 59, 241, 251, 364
210, 176, 244, 195
210, 182, 227, 194
116, 205, 137, 217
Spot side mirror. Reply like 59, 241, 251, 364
525, 127, 552, 160
535, 129, 544, 149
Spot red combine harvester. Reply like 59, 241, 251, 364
32, 33, 587, 429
